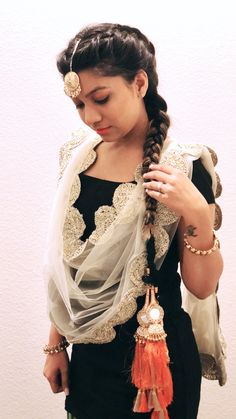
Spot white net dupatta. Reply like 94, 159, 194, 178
44, 131, 149, 344
184, 291, 227, 385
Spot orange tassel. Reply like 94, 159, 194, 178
132, 286, 173, 418
133, 389, 149, 412
151, 411, 169, 419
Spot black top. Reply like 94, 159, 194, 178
66, 158, 215, 419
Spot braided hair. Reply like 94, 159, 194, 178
57, 23, 170, 281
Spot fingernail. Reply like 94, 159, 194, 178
64, 388, 70, 396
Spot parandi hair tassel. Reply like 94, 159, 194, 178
131, 285, 173, 418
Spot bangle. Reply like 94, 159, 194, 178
43, 338, 70, 355
183, 232, 220, 255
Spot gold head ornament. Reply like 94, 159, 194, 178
64, 71, 81, 98
63, 40, 81, 99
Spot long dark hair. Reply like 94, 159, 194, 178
57, 23, 170, 279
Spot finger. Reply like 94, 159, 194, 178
143, 181, 166, 193
145, 188, 167, 200
61, 369, 70, 396
149, 164, 177, 174
46, 370, 63, 393
49, 379, 63, 393
143, 170, 170, 183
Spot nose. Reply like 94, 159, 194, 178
84, 105, 102, 126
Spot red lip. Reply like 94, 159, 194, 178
96, 127, 111, 135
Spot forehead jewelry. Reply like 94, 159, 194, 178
64, 40, 81, 98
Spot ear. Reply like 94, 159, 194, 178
134, 70, 149, 98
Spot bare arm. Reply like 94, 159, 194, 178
143, 163, 223, 299
178, 203, 223, 298
43, 324, 70, 395
47, 323, 64, 345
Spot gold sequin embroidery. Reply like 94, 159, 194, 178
129, 253, 148, 289
63, 207, 86, 262
62, 132, 102, 262
59, 130, 89, 180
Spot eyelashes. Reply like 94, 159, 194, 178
95, 96, 109, 105
76, 96, 110, 110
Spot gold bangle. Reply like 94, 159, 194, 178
183, 232, 220, 255
43, 338, 70, 355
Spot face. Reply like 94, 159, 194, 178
72, 69, 149, 142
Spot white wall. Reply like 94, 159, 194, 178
0, 1, 235, 418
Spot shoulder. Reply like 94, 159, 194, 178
160, 137, 206, 177
164, 138, 222, 230
162, 137, 210, 161
59, 128, 92, 169
192, 159, 215, 204
163, 138, 219, 189
58, 127, 101, 179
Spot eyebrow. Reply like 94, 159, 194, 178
85, 86, 109, 97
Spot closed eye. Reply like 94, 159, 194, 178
76, 96, 109, 110
94, 96, 109, 105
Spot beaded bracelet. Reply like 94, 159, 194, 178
43, 338, 70, 355
183, 232, 220, 255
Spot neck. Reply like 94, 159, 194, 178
107, 114, 150, 152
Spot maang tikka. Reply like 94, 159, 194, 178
64, 40, 81, 99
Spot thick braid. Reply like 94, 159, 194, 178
142, 103, 170, 229
142, 105, 170, 284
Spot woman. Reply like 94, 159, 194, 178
43, 23, 223, 419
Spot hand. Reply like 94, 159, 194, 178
43, 350, 69, 395
143, 164, 208, 218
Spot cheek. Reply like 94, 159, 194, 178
106, 93, 140, 128
116, 109, 137, 130
124, 101, 140, 126
119, 96, 139, 119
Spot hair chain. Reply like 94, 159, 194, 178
70, 40, 80, 72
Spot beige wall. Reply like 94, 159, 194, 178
0, 0, 235, 417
